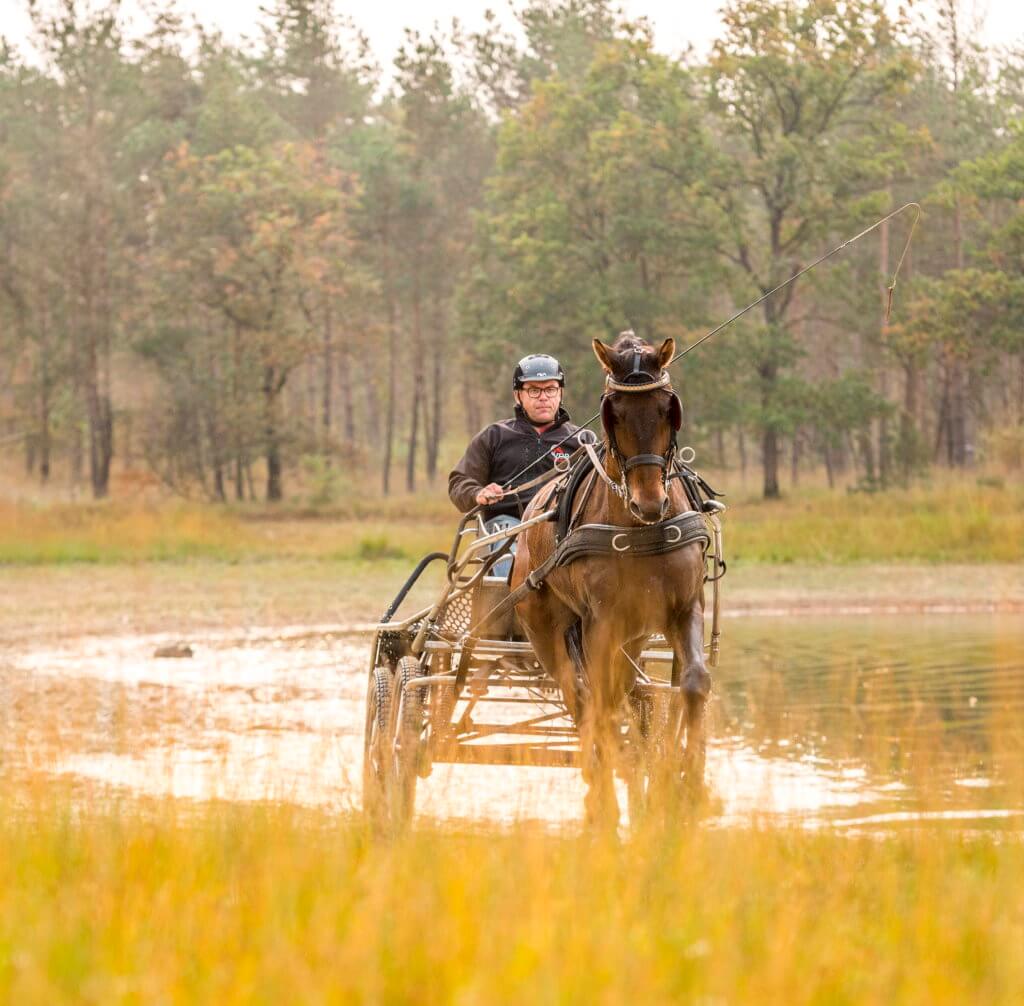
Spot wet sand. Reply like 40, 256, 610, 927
3, 559, 1023, 647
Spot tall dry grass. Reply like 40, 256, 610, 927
0, 785, 1021, 1004
2, 477, 1022, 565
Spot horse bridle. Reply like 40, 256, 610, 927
600, 348, 682, 503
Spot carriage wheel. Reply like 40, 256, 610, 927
388, 655, 426, 829
362, 665, 392, 830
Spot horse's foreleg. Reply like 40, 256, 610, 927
516, 591, 582, 720
579, 618, 629, 832
669, 602, 712, 798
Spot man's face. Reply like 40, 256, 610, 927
516, 380, 562, 425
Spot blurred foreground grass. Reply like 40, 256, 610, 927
1, 788, 1022, 1004
1, 478, 1022, 565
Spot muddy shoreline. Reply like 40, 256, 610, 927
3, 559, 1022, 647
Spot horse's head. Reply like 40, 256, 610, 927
592, 331, 681, 524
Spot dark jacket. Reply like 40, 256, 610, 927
448, 405, 582, 519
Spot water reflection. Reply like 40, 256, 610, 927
1, 614, 1021, 831
712, 614, 1024, 829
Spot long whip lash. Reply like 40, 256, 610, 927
671, 201, 921, 364
500, 202, 922, 493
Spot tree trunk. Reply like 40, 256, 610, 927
213, 464, 226, 502
37, 308, 52, 484
25, 435, 37, 475
264, 368, 284, 502
1018, 355, 1024, 425
426, 322, 443, 483
322, 298, 334, 454
950, 360, 968, 466
122, 413, 133, 469
70, 420, 84, 486
266, 441, 283, 501
934, 372, 951, 463
85, 380, 114, 499
382, 290, 397, 496
364, 367, 381, 447
380, 202, 398, 494
899, 360, 920, 479
759, 361, 780, 499
207, 408, 226, 503
463, 367, 481, 437
878, 207, 891, 487
82, 183, 114, 500
948, 7, 969, 469
762, 426, 780, 498
39, 389, 51, 484
857, 429, 876, 485
424, 292, 446, 483
407, 267, 425, 493
406, 380, 422, 494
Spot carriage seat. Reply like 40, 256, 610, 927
469, 515, 526, 640
470, 576, 517, 640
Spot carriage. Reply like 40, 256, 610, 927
361, 449, 726, 832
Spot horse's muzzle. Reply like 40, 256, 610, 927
628, 494, 669, 525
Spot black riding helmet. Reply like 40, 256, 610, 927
513, 353, 565, 390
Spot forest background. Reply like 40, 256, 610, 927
1, 0, 1023, 507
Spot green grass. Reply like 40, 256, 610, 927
1, 478, 1022, 566
0, 500, 452, 565
1, 789, 1022, 1004
730, 481, 1024, 564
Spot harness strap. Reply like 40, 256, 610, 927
462, 511, 711, 641
567, 468, 599, 538
623, 453, 672, 472
582, 439, 624, 499
604, 371, 671, 393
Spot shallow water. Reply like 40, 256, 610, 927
2, 615, 1022, 831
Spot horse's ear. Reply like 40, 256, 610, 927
657, 338, 675, 371
669, 392, 683, 431
592, 339, 615, 375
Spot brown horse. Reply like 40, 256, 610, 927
511, 332, 711, 827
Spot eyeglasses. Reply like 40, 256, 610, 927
522, 386, 561, 400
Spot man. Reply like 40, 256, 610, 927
448, 354, 581, 577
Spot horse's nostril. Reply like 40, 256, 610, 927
630, 497, 665, 524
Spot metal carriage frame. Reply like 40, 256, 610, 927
362, 503, 725, 831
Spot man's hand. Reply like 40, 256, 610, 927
475, 482, 505, 506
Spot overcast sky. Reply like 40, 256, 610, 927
2, 1, 1022, 70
